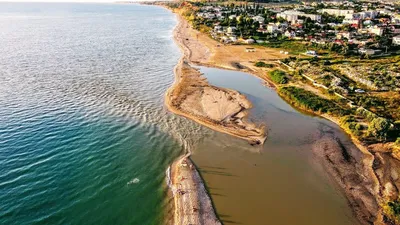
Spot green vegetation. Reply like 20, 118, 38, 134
279, 87, 397, 141
396, 138, 400, 147
340, 115, 363, 137
278, 86, 348, 116
254, 61, 274, 68
351, 94, 400, 121
383, 199, 400, 224
356, 107, 379, 122
368, 117, 391, 141
268, 69, 288, 84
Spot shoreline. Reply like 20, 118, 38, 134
277, 92, 389, 224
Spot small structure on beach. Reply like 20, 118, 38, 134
244, 38, 255, 44
246, 48, 256, 52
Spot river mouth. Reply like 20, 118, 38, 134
191, 66, 360, 225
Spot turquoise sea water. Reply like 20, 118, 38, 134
0, 3, 207, 225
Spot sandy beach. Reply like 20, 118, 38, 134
171, 14, 287, 87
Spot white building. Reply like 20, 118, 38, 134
252, 15, 265, 24
244, 39, 255, 44
393, 36, 400, 45
277, 10, 321, 23
284, 30, 296, 38
227, 27, 237, 34
368, 27, 383, 36
321, 9, 354, 17
342, 18, 360, 25
346, 11, 379, 20
267, 23, 278, 33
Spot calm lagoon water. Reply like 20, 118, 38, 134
192, 67, 360, 225
0, 3, 358, 225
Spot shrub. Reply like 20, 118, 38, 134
368, 117, 391, 140
268, 69, 288, 84
384, 199, 400, 224
340, 116, 363, 137
278, 86, 348, 116
254, 61, 274, 68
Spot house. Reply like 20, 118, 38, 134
229, 15, 236, 20
277, 11, 299, 23
393, 36, 400, 45
252, 15, 265, 24
244, 39, 255, 44
257, 28, 269, 34
306, 50, 317, 56
368, 26, 383, 36
220, 36, 231, 43
246, 48, 256, 52
284, 30, 296, 38
321, 9, 354, 17
214, 25, 222, 32
337, 32, 353, 40
342, 19, 360, 26
278, 10, 321, 23
306, 14, 322, 22
359, 48, 378, 55
267, 23, 278, 33
227, 27, 237, 34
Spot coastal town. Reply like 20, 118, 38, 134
190, 0, 400, 58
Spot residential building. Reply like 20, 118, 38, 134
278, 10, 321, 23
393, 36, 400, 45
267, 23, 278, 33
321, 9, 354, 17
368, 26, 383, 36
252, 15, 265, 24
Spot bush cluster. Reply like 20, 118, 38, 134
278, 86, 348, 116
254, 61, 274, 68
268, 69, 288, 84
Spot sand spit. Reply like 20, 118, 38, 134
167, 16, 266, 145
166, 59, 266, 145
169, 156, 221, 225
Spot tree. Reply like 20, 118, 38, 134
368, 117, 391, 140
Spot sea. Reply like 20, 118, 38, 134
0, 2, 359, 225
0, 3, 207, 225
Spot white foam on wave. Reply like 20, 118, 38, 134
127, 178, 140, 185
